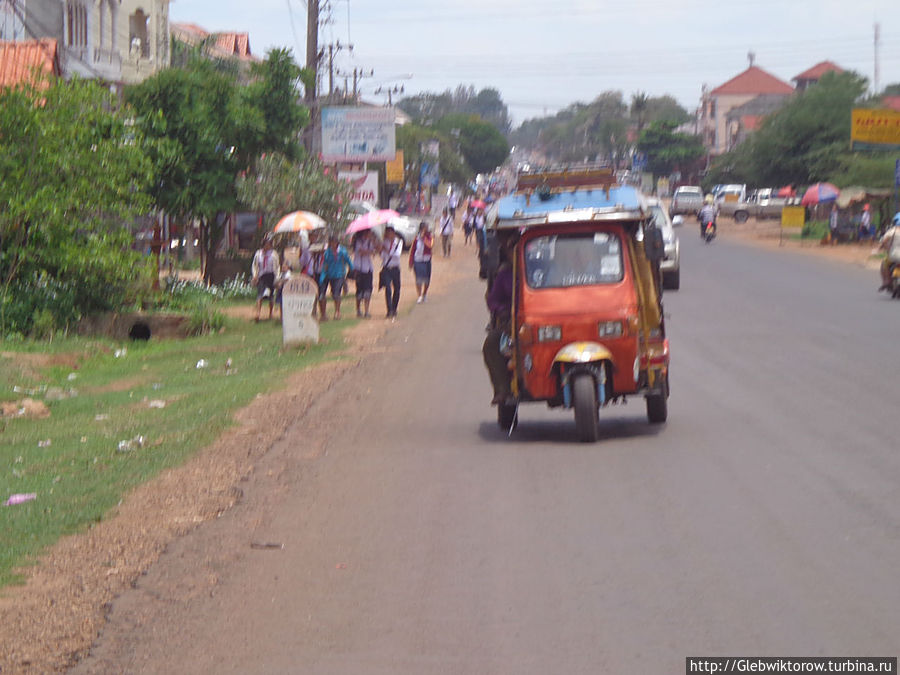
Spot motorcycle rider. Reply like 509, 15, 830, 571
877, 212, 900, 292
697, 194, 718, 238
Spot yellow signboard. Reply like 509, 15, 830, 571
385, 150, 405, 184
851, 108, 900, 149
781, 205, 805, 229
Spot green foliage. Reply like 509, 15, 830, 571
398, 85, 511, 133
0, 77, 155, 335
434, 113, 510, 175
509, 92, 690, 164
185, 300, 225, 335
235, 154, 355, 237
826, 152, 898, 188
637, 120, 705, 177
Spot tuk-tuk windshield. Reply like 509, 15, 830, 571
524, 232, 624, 289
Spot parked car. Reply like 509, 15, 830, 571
722, 188, 799, 223
669, 185, 704, 217
647, 198, 680, 290
347, 202, 418, 248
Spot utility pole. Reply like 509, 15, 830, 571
304, 0, 320, 153
873, 22, 880, 95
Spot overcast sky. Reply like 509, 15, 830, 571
171, 0, 900, 125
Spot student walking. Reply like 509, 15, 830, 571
439, 206, 454, 257
409, 222, 434, 303
380, 226, 403, 319
352, 230, 376, 318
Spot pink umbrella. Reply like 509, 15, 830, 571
346, 209, 399, 235
470, 199, 486, 209
800, 183, 839, 206
272, 211, 326, 234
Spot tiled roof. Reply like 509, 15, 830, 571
0, 38, 60, 89
710, 66, 794, 96
171, 22, 254, 60
793, 61, 843, 82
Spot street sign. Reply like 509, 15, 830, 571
281, 274, 318, 345
321, 107, 397, 163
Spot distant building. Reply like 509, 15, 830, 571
0, 0, 171, 93
699, 65, 794, 156
792, 61, 844, 91
723, 94, 792, 151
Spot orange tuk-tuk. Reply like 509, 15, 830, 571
487, 169, 670, 441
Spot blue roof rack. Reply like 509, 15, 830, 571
492, 168, 647, 229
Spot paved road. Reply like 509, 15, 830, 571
75, 233, 900, 673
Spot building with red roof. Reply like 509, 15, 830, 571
793, 61, 844, 91
699, 64, 794, 155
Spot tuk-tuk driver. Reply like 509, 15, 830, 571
483, 234, 516, 404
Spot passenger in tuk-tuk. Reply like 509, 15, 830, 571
482, 232, 517, 404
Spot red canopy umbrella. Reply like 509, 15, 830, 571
469, 199, 486, 209
800, 183, 839, 206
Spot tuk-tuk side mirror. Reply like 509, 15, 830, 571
644, 225, 665, 263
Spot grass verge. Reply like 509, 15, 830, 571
0, 311, 348, 586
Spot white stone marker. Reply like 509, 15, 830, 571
281, 274, 319, 345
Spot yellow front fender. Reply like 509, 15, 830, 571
553, 342, 613, 364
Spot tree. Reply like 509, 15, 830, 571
395, 123, 469, 188
127, 49, 309, 281
637, 120, 705, 177
235, 153, 354, 239
434, 113, 510, 175
631, 92, 650, 133
0, 77, 155, 335
398, 86, 511, 133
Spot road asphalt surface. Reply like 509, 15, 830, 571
74, 232, 900, 673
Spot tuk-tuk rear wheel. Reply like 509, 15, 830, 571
497, 402, 517, 431
573, 373, 600, 442
646, 394, 668, 424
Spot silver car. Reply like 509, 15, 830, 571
647, 198, 680, 290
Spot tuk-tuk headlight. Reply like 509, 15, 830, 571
598, 321, 624, 338
537, 325, 562, 342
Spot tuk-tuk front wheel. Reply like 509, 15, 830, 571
573, 373, 600, 442
646, 394, 668, 424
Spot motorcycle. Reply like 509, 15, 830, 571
701, 219, 716, 243
891, 264, 900, 299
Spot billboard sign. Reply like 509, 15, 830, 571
851, 108, 900, 150
385, 150, 405, 184
339, 170, 379, 204
321, 107, 397, 163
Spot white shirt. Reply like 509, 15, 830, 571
440, 214, 453, 235
881, 226, 900, 263
382, 237, 403, 268
353, 238, 376, 273
252, 248, 279, 277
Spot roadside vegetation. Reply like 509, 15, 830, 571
0, 311, 351, 587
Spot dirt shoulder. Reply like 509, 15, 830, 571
0, 240, 475, 674
715, 215, 883, 271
